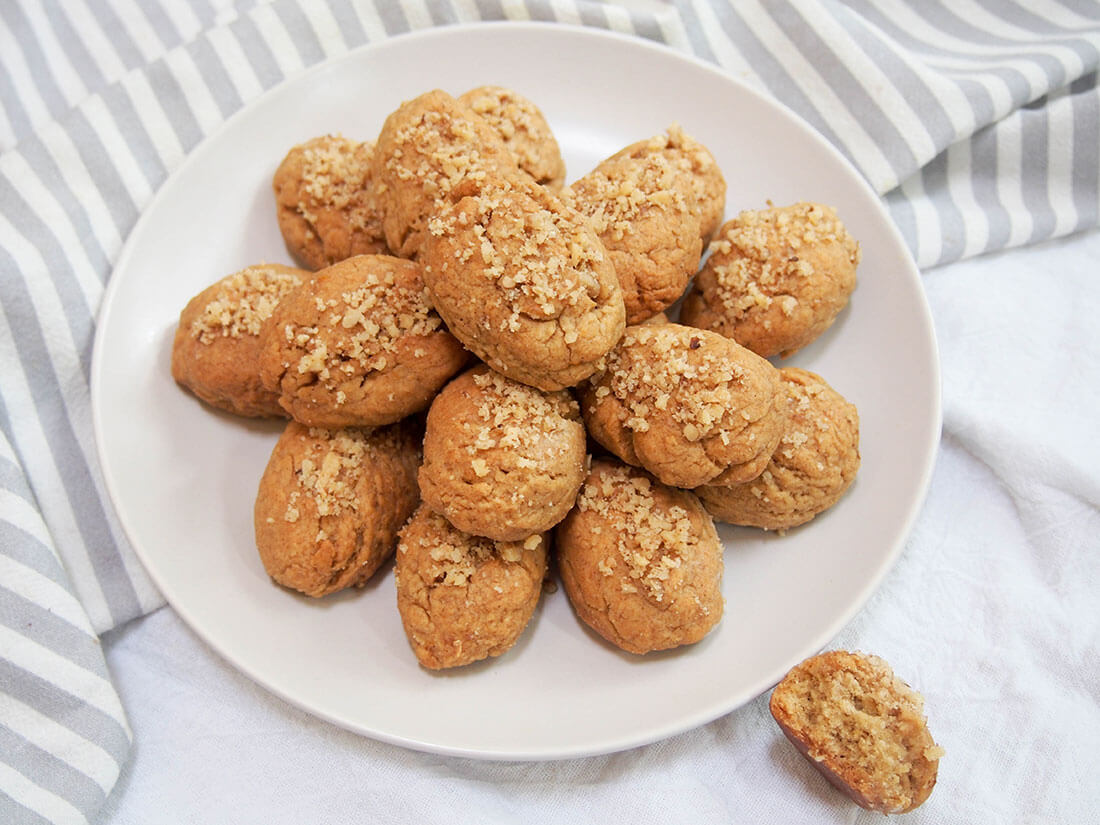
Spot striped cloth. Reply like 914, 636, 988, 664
0, 1, 1096, 823
0, 430, 130, 825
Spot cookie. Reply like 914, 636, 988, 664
371, 89, 521, 258
696, 367, 859, 531
680, 202, 859, 358
419, 366, 586, 542
258, 254, 468, 428
564, 147, 703, 325
171, 263, 307, 418
609, 125, 726, 242
272, 134, 388, 270
254, 420, 420, 597
580, 323, 785, 489
421, 174, 626, 391
394, 505, 548, 669
770, 650, 943, 814
458, 85, 566, 189
555, 458, 724, 655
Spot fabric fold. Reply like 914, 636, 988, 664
0, 430, 131, 825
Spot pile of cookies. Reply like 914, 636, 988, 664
170, 86, 862, 670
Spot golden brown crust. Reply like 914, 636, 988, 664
421, 174, 626, 391
680, 202, 859, 358
555, 458, 723, 655
696, 367, 859, 531
171, 263, 307, 418
371, 89, 521, 258
609, 125, 726, 243
257, 254, 468, 428
579, 323, 785, 489
769, 650, 943, 814
458, 85, 566, 190
565, 149, 702, 325
253, 420, 421, 597
272, 135, 388, 270
394, 505, 548, 669
419, 366, 586, 541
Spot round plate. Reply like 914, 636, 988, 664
92, 22, 940, 760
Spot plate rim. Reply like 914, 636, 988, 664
91, 20, 942, 761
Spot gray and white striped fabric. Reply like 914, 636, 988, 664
0, 429, 130, 824
1, 1, 1097, 822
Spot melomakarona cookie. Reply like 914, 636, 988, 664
272, 134, 388, 270
394, 505, 548, 669
696, 367, 859, 531
458, 85, 566, 189
419, 366, 586, 542
171, 263, 307, 418
770, 650, 943, 814
565, 146, 703, 325
580, 322, 785, 489
254, 420, 420, 597
680, 201, 859, 358
556, 458, 723, 655
371, 89, 522, 258
421, 174, 625, 391
608, 125, 726, 242
258, 254, 467, 428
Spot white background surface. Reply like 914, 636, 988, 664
97, 227, 1100, 822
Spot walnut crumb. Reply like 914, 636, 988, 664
578, 464, 697, 601
595, 325, 746, 442
191, 265, 302, 344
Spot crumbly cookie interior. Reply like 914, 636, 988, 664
770, 652, 943, 813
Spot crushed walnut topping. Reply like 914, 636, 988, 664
619, 124, 722, 225
464, 369, 580, 458
282, 427, 387, 525
295, 135, 376, 231
459, 86, 562, 185
594, 325, 746, 441
384, 106, 496, 203
578, 464, 696, 602
777, 373, 835, 460
287, 263, 442, 383
190, 266, 302, 344
567, 151, 690, 241
636, 123, 714, 171
406, 510, 533, 587
437, 178, 606, 330
710, 203, 860, 316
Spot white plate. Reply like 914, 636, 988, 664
92, 22, 940, 760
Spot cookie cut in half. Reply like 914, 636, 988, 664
770, 650, 943, 814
